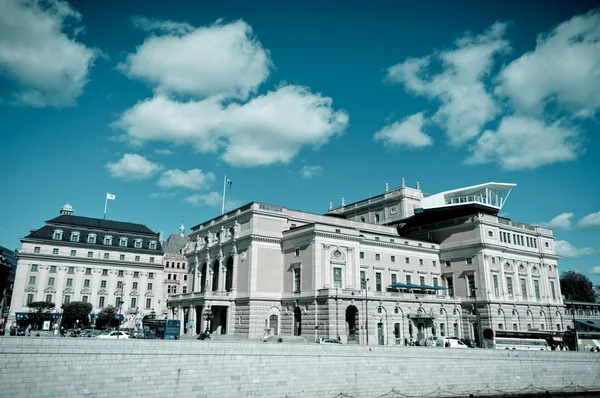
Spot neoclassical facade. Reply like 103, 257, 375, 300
9, 204, 165, 327
168, 181, 569, 345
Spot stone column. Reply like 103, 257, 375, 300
178, 307, 184, 336
231, 246, 238, 292
217, 251, 224, 292
221, 264, 227, 292
189, 305, 196, 336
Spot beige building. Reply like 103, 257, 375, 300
9, 204, 165, 328
168, 181, 568, 345
161, 224, 190, 318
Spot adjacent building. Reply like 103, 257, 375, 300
168, 181, 568, 345
8, 204, 165, 328
161, 223, 190, 318
0, 246, 17, 326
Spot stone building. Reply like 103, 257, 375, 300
8, 204, 165, 328
168, 181, 568, 345
0, 246, 17, 326
161, 223, 190, 319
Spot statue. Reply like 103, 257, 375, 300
401, 178, 406, 188
329, 201, 333, 210
385, 183, 389, 192
341, 198, 345, 206
233, 220, 239, 237
416, 181, 420, 190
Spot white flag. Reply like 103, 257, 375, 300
106, 193, 116, 200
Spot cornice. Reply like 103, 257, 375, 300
20, 237, 164, 255
17, 253, 164, 270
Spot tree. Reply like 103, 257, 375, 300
61, 301, 93, 329
560, 270, 596, 302
96, 305, 120, 329
27, 301, 55, 328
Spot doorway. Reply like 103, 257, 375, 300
293, 307, 302, 336
345, 305, 359, 342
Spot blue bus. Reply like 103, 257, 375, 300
141, 318, 180, 340
164, 320, 180, 340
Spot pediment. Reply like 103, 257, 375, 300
44, 287, 56, 293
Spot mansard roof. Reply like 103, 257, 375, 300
46, 215, 156, 235
162, 233, 190, 254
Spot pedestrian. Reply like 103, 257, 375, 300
25, 325, 31, 336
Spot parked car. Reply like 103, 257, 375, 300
435, 337, 469, 348
97, 331, 130, 339
319, 338, 342, 345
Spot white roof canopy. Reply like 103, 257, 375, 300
421, 182, 516, 211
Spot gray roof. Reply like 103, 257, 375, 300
47, 215, 156, 235
162, 233, 190, 254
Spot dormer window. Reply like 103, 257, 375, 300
149, 241, 157, 250
53, 229, 63, 240
103, 236, 113, 245
70, 232, 80, 242
134, 239, 142, 249
87, 234, 97, 244
119, 237, 128, 247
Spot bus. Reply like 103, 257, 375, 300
564, 330, 600, 352
141, 318, 180, 340
483, 329, 553, 350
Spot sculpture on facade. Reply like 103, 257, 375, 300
401, 178, 406, 188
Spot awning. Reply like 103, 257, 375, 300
389, 283, 447, 290
575, 319, 600, 331
15, 312, 29, 320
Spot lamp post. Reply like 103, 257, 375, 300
365, 277, 369, 345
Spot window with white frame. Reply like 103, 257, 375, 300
34, 246, 40, 253
149, 272, 154, 279
70, 250, 76, 257
99, 296, 105, 307
29, 276, 36, 285
391, 273, 397, 285
50, 265, 56, 273
87, 234, 96, 244
134, 239, 142, 249
293, 267, 301, 292
87, 251, 93, 258
119, 237, 127, 247
53, 229, 63, 240
146, 298, 152, 309
333, 267, 342, 289
66, 278, 73, 287
149, 241, 157, 250
391, 255, 395, 263
376, 272, 382, 291
375, 253, 380, 261
70, 232, 80, 242
419, 259, 423, 266
150, 257, 154, 263
27, 294, 34, 304
466, 257, 473, 265
103, 236, 112, 245
120, 254, 125, 261
405, 257, 410, 264
131, 297, 137, 308
31, 264, 38, 272
52, 248, 59, 255
135, 255, 140, 262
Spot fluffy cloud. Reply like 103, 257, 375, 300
154, 149, 173, 155
466, 116, 582, 170
118, 19, 271, 100
386, 22, 509, 146
131, 15, 193, 35
589, 266, 600, 275
300, 165, 323, 179
114, 85, 348, 167
496, 10, 600, 118
105, 154, 162, 180
555, 240, 596, 258
0, 0, 97, 107
541, 212, 574, 229
157, 169, 215, 190
184, 192, 222, 207
577, 210, 600, 229
373, 112, 432, 148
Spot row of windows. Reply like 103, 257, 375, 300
34, 246, 156, 263
167, 285, 186, 294
165, 261, 186, 269
167, 274, 187, 281
359, 252, 438, 267
30, 264, 154, 278
27, 293, 154, 310
28, 275, 154, 291
499, 231, 541, 249
491, 275, 557, 300
52, 230, 157, 249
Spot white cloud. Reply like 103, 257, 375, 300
154, 149, 173, 155
105, 154, 162, 180
373, 112, 433, 148
114, 85, 348, 167
149, 192, 177, 199
496, 10, 600, 118
466, 116, 582, 170
578, 210, 600, 229
131, 15, 193, 35
184, 192, 222, 207
541, 212, 574, 229
555, 240, 596, 258
0, 0, 97, 107
300, 165, 323, 179
589, 266, 600, 275
157, 169, 215, 190
386, 22, 509, 146
118, 19, 271, 100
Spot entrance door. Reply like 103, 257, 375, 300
345, 305, 359, 343
377, 323, 384, 345
294, 307, 302, 336
269, 314, 279, 335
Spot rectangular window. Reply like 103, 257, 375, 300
135, 255, 140, 262
533, 239, 537, 248
168, 274, 171, 280
87, 235, 96, 244
360, 270, 366, 289
419, 259, 423, 266
391, 273, 397, 285
67, 266, 74, 274
102, 269, 108, 276
27, 294, 34, 304
394, 323, 401, 342
375, 272, 382, 292
513, 324, 518, 331
85, 268, 91, 275
48, 277, 55, 286
491, 257, 496, 264
467, 275, 475, 297
135, 240, 142, 249
115, 297, 122, 307
119, 238, 127, 247
52, 248, 59, 255
534, 280, 540, 299
374, 236, 380, 241
70, 250, 76, 257
507, 234, 511, 244
50, 265, 56, 273
375, 214, 380, 223
117, 281, 123, 289
182, 286, 187, 294
131, 297, 137, 308
87, 251, 93, 258
493, 275, 499, 296
99, 296, 105, 307
103, 236, 112, 245
29, 276, 36, 285
149, 242, 157, 250
146, 298, 152, 309
294, 268, 301, 292
333, 267, 342, 289
84, 279, 90, 287
31, 264, 38, 272
132, 282, 138, 290
440, 323, 446, 336
453, 323, 459, 337
64, 295, 71, 304
375, 254, 380, 261
550, 281, 556, 300
432, 261, 437, 267
148, 283, 153, 290
360, 252, 364, 259
82, 296, 88, 303
447, 277, 454, 297
45, 294, 53, 303
445, 261, 451, 267
466, 258, 473, 265
149, 272, 154, 279
34, 246, 40, 253
405, 257, 410, 264
104, 253, 109, 259
134, 272, 139, 278
66, 278, 73, 287
507, 277, 513, 296
118, 270, 124, 277
520, 278, 527, 298
419, 275, 425, 286
406, 275, 412, 285
120, 254, 125, 261
150, 257, 155, 263
101, 280, 107, 288
391, 255, 396, 263
183, 275, 187, 281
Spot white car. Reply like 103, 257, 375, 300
97, 331, 130, 339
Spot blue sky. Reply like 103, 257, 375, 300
1, 0, 599, 282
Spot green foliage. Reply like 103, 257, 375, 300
96, 305, 120, 329
61, 301, 93, 329
560, 270, 596, 302
27, 301, 55, 328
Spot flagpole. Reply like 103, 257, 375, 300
104, 195, 108, 220
221, 175, 227, 215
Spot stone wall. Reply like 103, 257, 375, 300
1, 337, 599, 398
